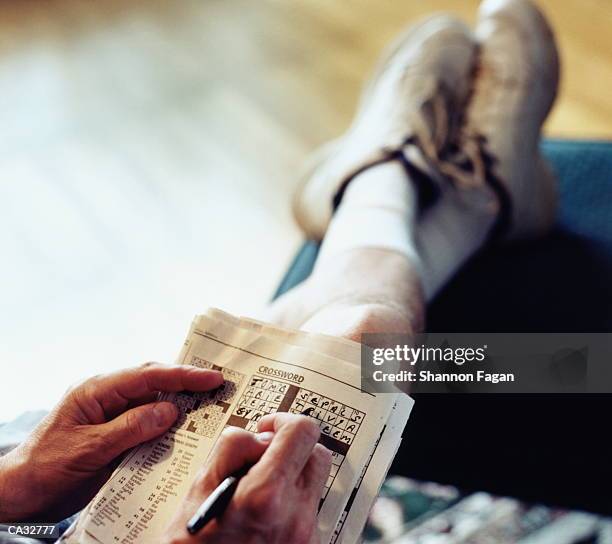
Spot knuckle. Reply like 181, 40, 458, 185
68, 427, 112, 467
292, 416, 320, 442
63, 380, 81, 397
63, 382, 82, 403
90, 427, 113, 452
69, 374, 102, 396
125, 409, 145, 438
65, 378, 98, 409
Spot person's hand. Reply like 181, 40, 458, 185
163, 413, 332, 544
0, 363, 223, 522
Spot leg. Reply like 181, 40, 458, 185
263, 15, 480, 340
265, 161, 494, 340
266, 246, 424, 342
264, 161, 423, 341
267, 0, 558, 343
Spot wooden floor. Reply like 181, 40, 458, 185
1, 0, 611, 420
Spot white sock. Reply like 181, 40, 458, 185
415, 186, 495, 299
316, 161, 496, 301
316, 162, 422, 271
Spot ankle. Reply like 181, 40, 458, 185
317, 161, 421, 268
416, 186, 498, 300
339, 161, 417, 217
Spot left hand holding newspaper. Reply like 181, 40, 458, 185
60, 309, 413, 544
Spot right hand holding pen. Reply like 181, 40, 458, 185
163, 413, 332, 544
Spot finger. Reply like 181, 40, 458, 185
188, 428, 274, 503
95, 401, 179, 462
107, 363, 224, 400
256, 413, 277, 432
75, 363, 224, 421
301, 444, 332, 507
252, 413, 320, 484
308, 527, 323, 544
127, 391, 159, 410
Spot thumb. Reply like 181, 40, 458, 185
97, 401, 178, 462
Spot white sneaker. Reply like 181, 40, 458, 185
462, 0, 560, 239
293, 15, 478, 240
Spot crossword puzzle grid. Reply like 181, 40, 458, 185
289, 387, 365, 499
174, 357, 244, 438
231, 376, 289, 431
226, 375, 365, 500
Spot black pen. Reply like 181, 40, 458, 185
186, 465, 251, 535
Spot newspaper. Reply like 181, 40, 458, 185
60, 309, 413, 544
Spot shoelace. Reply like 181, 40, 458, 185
402, 127, 513, 243
333, 88, 513, 242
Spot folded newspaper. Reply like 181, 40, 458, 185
60, 309, 413, 544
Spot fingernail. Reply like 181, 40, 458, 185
153, 403, 177, 427
256, 431, 274, 444
204, 369, 224, 384
222, 425, 241, 436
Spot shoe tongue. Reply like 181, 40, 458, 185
404, 130, 492, 191
399, 131, 511, 237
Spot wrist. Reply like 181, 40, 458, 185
0, 446, 37, 522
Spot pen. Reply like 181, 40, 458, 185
186, 464, 251, 535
